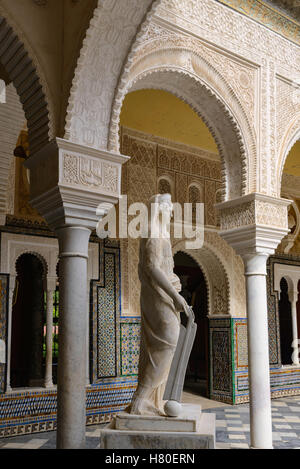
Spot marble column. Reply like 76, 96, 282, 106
289, 290, 300, 366
56, 226, 91, 449
6, 275, 15, 393
44, 278, 56, 388
25, 137, 129, 449
242, 252, 273, 449
217, 193, 291, 450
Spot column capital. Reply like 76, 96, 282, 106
216, 193, 291, 257
24, 138, 130, 231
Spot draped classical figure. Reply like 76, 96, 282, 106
128, 194, 189, 416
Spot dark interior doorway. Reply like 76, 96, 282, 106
10, 253, 45, 388
279, 277, 293, 366
297, 279, 300, 340
173, 251, 209, 397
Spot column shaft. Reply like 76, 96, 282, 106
291, 299, 299, 365
6, 277, 16, 393
56, 226, 91, 449
243, 253, 273, 449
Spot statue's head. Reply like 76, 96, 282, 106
148, 193, 173, 238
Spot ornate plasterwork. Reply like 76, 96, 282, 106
219, 195, 289, 231
155, 0, 300, 73
277, 111, 300, 196
119, 127, 246, 318
63, 0, 300, 202
111, 43, 257, 200
64, 0, 158, 149
62, 153, 119, 194
107, 0, 300, 200
217, 0, 300, 45
282, 173, 300, 199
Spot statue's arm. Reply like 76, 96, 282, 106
147, 264, 189, 314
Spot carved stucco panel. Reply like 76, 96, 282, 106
62, 153, 119, 194
64, 0, 158, 149
219, 198, 289, 231
156, 0, 300, 74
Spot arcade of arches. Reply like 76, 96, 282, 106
0, 0, 300, 450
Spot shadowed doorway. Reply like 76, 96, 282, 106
279, 277, 293, 366
173, 251, 209, 397
10, 253, 45, 388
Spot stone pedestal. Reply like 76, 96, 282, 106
100, 404, 215, 449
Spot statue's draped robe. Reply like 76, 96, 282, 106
129, 237, 181, 416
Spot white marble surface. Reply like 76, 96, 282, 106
129, 194, 189, 416
100, 413, 216, 449
0, 339, 5, 364
115, 404, 201, 432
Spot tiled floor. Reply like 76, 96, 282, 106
204, 395, 300, 449
0, 395, 300, 449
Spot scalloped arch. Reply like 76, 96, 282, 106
15, 251, 48, 279
109, 45, 256, 201
0, 14, 53, 154
277, 113, 300, 196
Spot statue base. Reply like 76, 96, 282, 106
100, 404, 216, 449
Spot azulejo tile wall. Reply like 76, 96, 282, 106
0, 378, 138, 438
209, 317, 234, 404
120, 322, 140, 377
90, 240, 120, 381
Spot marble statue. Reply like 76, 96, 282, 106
128, 193, 190, 416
